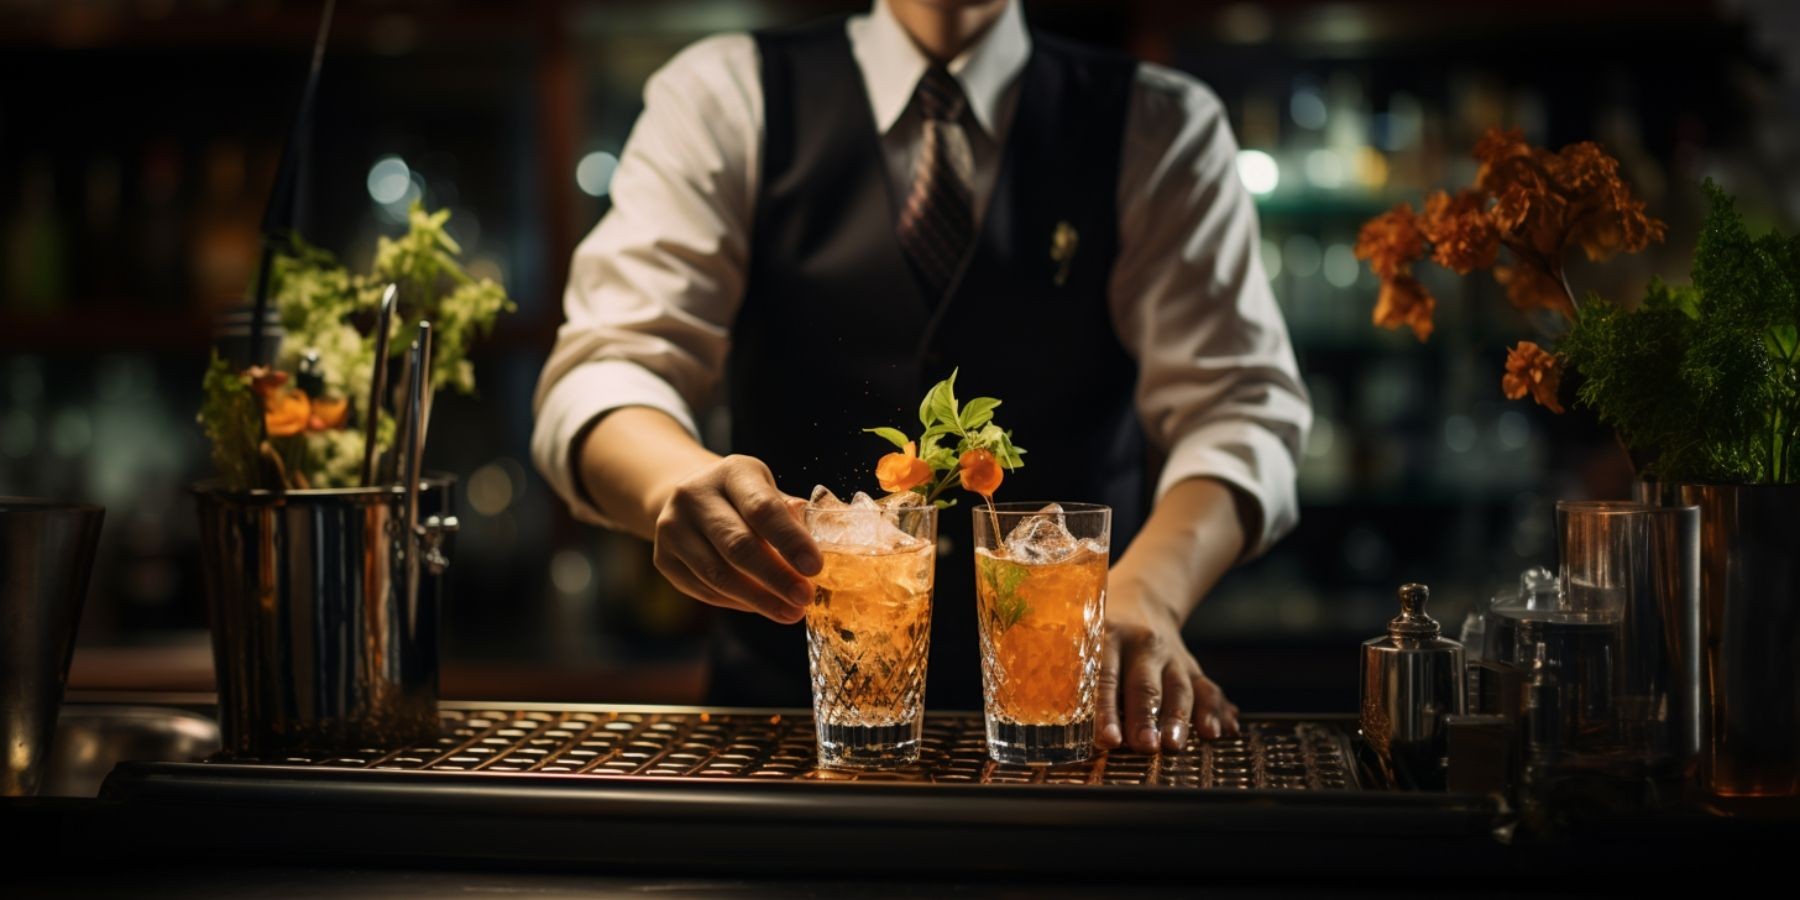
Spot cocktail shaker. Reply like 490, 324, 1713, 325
1362, 583, 1466, 789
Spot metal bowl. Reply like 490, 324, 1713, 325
42, 705, 220, 797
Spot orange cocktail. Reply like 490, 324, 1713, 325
973, 502, 1110, 764
804, 492, 936, 768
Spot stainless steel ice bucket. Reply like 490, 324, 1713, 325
194, 477, 456, 757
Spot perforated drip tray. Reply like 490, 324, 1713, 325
96, 703, 1509, 874
249, 704, 1358, 790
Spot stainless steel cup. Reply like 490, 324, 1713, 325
1639, 482, 1800, 801
1, 499, 104, 796
194, 478, 456, 757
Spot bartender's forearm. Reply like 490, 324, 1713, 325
576, 407, 721, 540
1109, 477, 1250, 625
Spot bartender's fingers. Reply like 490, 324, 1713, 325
1122, 644, 1165, 754
1221, 699, 1242, 737
721, 458, 822, 576
1161, 667, 1195, 752
651, 550, 748, 614
1192, 671, 1230, 739
1095, 634, 1125, 749
702, 513, 814, 610
655, 534, 806, 624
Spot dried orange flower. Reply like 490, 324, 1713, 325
1357, 203, 1440, 341
1355, 203, 1426, 281
1372, 276, 1436, 342
1502, 341, 1565, 414
876, 441, 933, 493
263, 388, 311, 437
1356, 127, 1665, 413
958, 449, 1003, 496
1493, 260, 1574, 318
1420, 190, 1498, 274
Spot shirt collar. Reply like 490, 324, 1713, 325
851, 0, 1030, 137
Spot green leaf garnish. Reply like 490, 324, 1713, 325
863, 426, 911, 450
979, 553, 1031, 631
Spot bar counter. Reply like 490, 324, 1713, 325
11, 691, 1797, 895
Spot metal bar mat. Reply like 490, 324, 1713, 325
213, 707, 1359, 790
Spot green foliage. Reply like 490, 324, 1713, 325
273, 203, 514, 401
864, 368, 1028, 505
198, 353, 260, 490
1562, 181, 1800, 483
978, 553, 1031, 632
203, 202, 513, 490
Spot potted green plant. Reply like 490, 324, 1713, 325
1355, 129, 1800, 801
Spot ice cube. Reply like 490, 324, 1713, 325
808, 489, 921, 551
1003, 502, 1081, 564
807, 488, 867, 546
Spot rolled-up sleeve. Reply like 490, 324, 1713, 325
1111, 64, 1312, 559
530, 34, 762, 526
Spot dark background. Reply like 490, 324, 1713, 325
2, 0, 1795, 712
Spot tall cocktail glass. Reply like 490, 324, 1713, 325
972, 502, 1110, 765
803, 493, 937, 768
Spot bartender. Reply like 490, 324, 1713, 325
532, 0, 1309, 755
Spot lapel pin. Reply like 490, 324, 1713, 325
1051, 221, 1078, 287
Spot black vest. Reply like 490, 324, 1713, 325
712, 19, 1143, 710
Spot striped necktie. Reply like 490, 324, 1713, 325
896, 65, 974, 303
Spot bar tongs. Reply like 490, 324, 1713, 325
393, 321, 456, 593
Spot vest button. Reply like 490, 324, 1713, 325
937, 535, 954, 557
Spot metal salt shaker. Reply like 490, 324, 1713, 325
1361, 583, 1467, 789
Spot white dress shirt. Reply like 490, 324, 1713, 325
532, 0, 1311, 557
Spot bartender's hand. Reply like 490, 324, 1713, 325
652, 455, 822, 624
1095, 477, 1252, 754
578, 408, 822, 624
1098, 586, 1240, 754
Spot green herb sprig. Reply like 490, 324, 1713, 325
863, 369, 1026, 508
978, 553, 1031, 632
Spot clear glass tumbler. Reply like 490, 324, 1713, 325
972, 502, 1110, 765
803, 499, 937, 768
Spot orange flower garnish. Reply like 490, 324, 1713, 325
876, 441, 933, 493
1502, 341, 1565, 414
248, 365, 350, 437
309, 395, 349, 432
263, 388, 311, 437
959, 449, 1003, 496
246, 366, 288, 400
